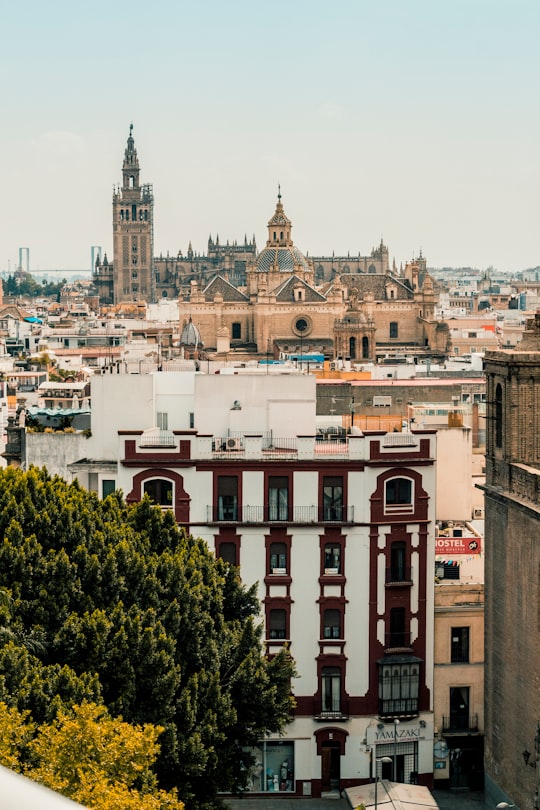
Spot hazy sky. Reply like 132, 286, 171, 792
1, 0, 539, 274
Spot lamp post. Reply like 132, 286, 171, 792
393, 719, 400, 782
374, 755, 393, 810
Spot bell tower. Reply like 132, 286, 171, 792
112, 126, 155, 304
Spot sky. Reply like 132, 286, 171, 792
1, 0, 539, 275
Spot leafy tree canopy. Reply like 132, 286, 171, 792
0, 700, 184, 810
0, 467, 295, 809
2, 272, 65, 300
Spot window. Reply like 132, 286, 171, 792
102, 479, 115, 498
385, 478, 413, 511
435, 561, 460, 580
242, 741, 295, 793
389, 541, 408, 582
451, 627, 470, 663
156, 411, 168, 430
321, 667, 341, 714
362, 336, 370, 359
323, 609, 341, 639
268, 609, 287, 639
495, 383, 503, 448
268, 476, 289, 521
219, 542, 237, 566
269, 542, 287, 574
217, 476, 238, 521
379, 660, 420, 717
143, 478, 173, 507
324, 543, 341, 574
449, 686, 470, 730
390, 322, 398, 339
323, 476, 343, 521
232, 322, 241, 340
387, 607, 409, 649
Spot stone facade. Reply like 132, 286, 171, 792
483, 313, 540, 809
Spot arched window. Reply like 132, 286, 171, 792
349, 336, 356, 359
143, 478, 173, 507
362, 336, 369, 359
495, 383, 503, 448
385, 477, 413, 511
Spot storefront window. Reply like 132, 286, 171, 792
243, 741, 295, 792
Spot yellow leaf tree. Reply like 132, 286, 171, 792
27, 702, 184, 810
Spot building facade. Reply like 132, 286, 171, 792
483, 315, 540, 809
60, 371, 437, 796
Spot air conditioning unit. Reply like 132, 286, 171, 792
226, 437, 243, 451
473, 507, 484, 519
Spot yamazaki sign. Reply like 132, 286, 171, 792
435, 536, 482, 555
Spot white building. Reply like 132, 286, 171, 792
45, 372, 438, 796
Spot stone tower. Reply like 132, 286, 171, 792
112, 126, 155, 304
483, 313, 540, 809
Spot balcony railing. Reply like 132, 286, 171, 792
211, 435, 352, 457
442, 714, 479, 733
206, 505, 354, 524
314, 709, 349, 721
385, 567, 413, 585
379, 698, 419, 718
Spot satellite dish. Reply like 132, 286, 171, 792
434, 740, 449, 759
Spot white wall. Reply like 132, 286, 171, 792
89, 374, 155, 459
436, 426, 473, 521
194, 374, 316, 437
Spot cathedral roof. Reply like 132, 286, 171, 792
340, 273, 414, 300
202, 275, 249, 302
272, 275, 327, 303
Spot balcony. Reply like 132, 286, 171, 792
442, 714, 479, 734
384, 631, 413, 652
314, 709, 349, 722
378, 698, 419, 719
206, 504, 354, 525
385, 567, 413, 586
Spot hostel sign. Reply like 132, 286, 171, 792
435, 536, 481, 555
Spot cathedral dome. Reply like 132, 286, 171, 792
180, 317, 203, 347
256, 244, 310, 274
255, 190, 310, 274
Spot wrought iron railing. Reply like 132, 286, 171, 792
442, 714, 479, 733
206, 505, 354, 524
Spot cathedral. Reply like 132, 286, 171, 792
93, 128, 449, 361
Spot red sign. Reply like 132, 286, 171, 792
435, 535, 482, 555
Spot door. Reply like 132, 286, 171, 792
321, 743, 340, 792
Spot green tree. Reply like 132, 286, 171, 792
0, 466, 295, 809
